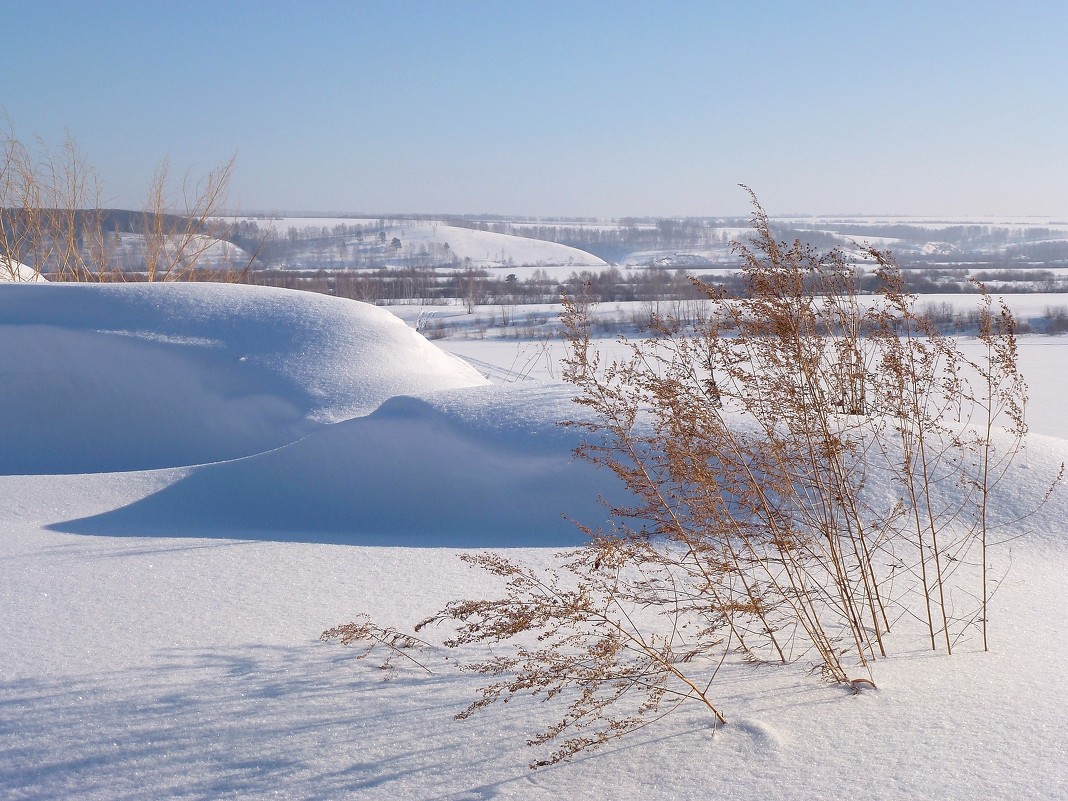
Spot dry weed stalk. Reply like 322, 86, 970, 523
321, 613, 435, 677
324, 193, 1052, 767
1, 120, 257, 282
417, 551, 730, 767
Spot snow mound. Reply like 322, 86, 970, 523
0, 283, 487, 474
51, 384, 623, 547
0, 257, 46, 282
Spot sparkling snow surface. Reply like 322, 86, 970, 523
0, 283, 1065, 800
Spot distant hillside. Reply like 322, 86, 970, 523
234, 217, 607, 270
229, 214, 1068, 272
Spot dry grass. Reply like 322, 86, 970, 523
326, 193, 1058, 767
1, 120, 256, 282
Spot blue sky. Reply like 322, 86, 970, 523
4, 1, 1067, 217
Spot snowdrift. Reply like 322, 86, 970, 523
52, 385, 622, 547
0, 283, 487, 473
0, 282, 618, 545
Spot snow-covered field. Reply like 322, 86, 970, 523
2, 283, 1066, 800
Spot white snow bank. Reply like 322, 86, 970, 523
0, 257, 46, 282
51, 384, 623, 547
0, 283, 487, 473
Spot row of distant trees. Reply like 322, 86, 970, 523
247, 261, 1068, 308
248, 265, 728, 307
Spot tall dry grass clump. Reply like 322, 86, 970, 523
326, 193, 1057, 767
410, 193, 1055, 766
1, 126, 105, 280
1, 120, 249, 281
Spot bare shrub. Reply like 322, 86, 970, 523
138, 155, 241, 281
920, 299, 956, 328
1043, 304, 1068, 334
1, 120, 252, 281
1, 124, 108, 280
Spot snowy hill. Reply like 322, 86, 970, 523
0, 282, 1065, 799
240, 217, 608, 269
0, 283, 487, 473
394, 221, 608, 268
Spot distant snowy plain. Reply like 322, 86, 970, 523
1, 283, 1065, 800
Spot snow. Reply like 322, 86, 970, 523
0, 256, 46, 282
50, 385, 623, 548
238, 217, 608, 269
386, 222, 608, 268
1, 282, 1066, 799
0, 283, 486, 473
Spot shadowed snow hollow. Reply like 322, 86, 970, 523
52, 385, 623, 547
0, 283, 487, 474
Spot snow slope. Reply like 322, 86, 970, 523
242, 216, 608, 269
0, 283, 487, 473
1, 282, 1066, 800
0, 257, 46, 282
391, 222, 608, 268
51, 385, 623, 547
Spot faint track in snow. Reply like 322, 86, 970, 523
453, 354, 540, 383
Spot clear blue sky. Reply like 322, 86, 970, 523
4, 1, 1067, 217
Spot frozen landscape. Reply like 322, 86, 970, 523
7, 1, 1068, 796
1, 280, 1066, 800
231, 213, 1068, 273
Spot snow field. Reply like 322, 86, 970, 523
0, 282, 1065, 799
